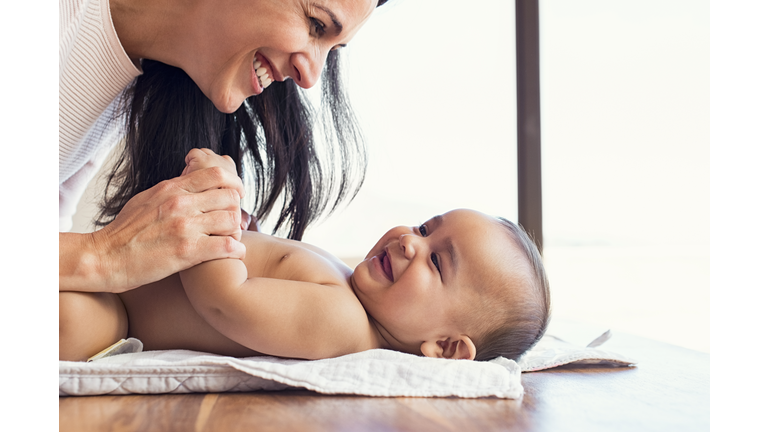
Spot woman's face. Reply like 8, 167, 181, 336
188, 0, 377, 113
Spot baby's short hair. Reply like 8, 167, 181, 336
473, 218, 551, 362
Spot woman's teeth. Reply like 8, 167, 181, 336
253, 60, 273, 89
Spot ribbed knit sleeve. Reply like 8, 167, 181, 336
59, 0, 141, 231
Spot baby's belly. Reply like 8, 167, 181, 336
118, 274, 262, 357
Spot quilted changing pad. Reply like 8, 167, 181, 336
59, 330, 635, 398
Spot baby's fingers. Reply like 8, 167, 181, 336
240, 209, 252, 231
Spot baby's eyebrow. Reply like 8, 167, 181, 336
446, 238, 458, 275
430, 215, 458, 275
431, 214, 444, 227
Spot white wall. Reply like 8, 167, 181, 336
539, 0, 709, 247
535, 0, 709, 352
298, 0, 708, 252
300, 0, 520, 257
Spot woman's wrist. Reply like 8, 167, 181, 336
60, 229, 131, 293
59, 232, 108, 292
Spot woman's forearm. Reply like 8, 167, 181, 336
59, 232, 112, 292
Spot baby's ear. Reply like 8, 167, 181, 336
421, 335, 476, 360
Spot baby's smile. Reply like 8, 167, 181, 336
380, 251, 393, 282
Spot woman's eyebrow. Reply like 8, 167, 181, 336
315, 5, 343, 36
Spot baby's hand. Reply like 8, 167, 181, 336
181, 148, 238, 177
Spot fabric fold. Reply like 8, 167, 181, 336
59, 330, 635, 398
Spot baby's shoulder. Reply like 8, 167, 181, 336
311, 285, 382, 356
240, 231, 351, 285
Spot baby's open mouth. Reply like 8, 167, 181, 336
253, 54, 273, 89
380, 251, 393, 282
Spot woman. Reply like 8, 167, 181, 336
59, 0, 387, 294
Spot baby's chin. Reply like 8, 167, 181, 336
348, 267, 362, 296
351, 255, 372, 277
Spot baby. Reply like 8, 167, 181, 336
60, 157, 551, 363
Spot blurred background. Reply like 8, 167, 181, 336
72, 0, 709, 352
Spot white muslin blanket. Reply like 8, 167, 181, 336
59, 330, 635, 398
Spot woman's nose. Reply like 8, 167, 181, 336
290, 50, 327, 89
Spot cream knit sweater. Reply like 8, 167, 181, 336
59, 0, 141, 231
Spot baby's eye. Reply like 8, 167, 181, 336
418, 224, 427, 236
431, 253, 442, 274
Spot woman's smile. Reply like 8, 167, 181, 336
253, 51, 278, 91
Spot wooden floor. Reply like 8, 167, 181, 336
60, 323, 709, 431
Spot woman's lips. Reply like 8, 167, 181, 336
250, 64, 264, 95
253, 52, 281, 90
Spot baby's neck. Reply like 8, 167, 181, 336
346, 273, 419, 356
364, 313, 422, 356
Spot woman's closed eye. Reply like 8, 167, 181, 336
310, 17, 326, 36
309, 17, 343, 51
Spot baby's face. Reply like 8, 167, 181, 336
350, 209, 522, 354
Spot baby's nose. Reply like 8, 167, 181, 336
399, 234, 417, 260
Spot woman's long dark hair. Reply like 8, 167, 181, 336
97, 0, 388, 240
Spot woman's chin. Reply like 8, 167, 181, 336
210, 89, 246, 114
215, 97, 244, 114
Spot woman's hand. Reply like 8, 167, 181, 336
60, 149, 248, 293
184, 148, 261, 232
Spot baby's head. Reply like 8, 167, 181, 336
350, 209, 550, 361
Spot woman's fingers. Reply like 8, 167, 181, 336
177, 166, 245, 198
157, 187, 244, 240
184, 148, 239, 179
184, 187, 242, 214
193, 233, 247, 263
196, 210, 243, 241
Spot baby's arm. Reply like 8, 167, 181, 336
178, 259, 369, 360
179, 149, 366, 358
